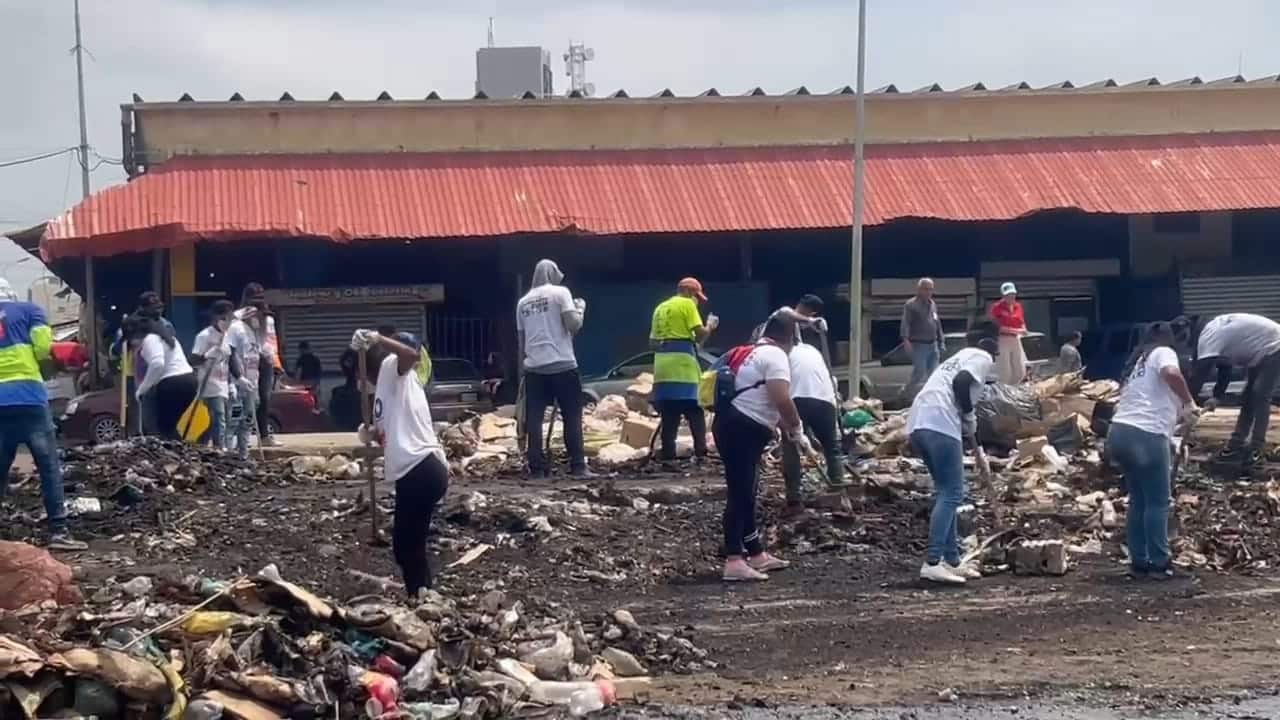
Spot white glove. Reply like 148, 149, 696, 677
1202, 397, 1219, 413
1179, 403, 1201, 427
812, 317, 829, 335
787, 428, 814, 456
350, 329, 381, 351
961, 412, 977, 439
358, 423, 376, 446
573, 298, 586, 313
706, 313, 720, 331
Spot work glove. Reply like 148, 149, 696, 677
1201, 397, 1219, 413
357, 423, 376, 447
573, 298, 586, 313
787, 427, 815, 457
350, 329, 381, 351
706, 313, 720, 332
812, 317, 829, 335
1179, 403, 1202, 428
961, 412, 977, 439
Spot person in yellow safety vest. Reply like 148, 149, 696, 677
650, 277, 719, 461
0, 278, 86, 550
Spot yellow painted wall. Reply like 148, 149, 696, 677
130, 85, 1280, 164
1128, 212, 1233, 277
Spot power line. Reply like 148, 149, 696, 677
0, 147, 76, 169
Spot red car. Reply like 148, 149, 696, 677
58, 382, 332, 445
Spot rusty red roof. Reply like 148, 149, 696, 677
38, 131, 1280, 259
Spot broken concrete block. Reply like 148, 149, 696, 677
1010, 540, 1068, 576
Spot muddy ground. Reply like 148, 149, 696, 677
5, 436, 1280, 716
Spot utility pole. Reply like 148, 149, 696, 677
73, 0, 99, 385
846, 0, 867, 400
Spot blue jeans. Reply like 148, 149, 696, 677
911, 428, 964, 565
0, 405, 66, 534
909, 342, 941, 388
231, 386, 257, 460
1108, 422, 1171, 571
203, 397, 228, 448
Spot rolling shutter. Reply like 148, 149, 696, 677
276, 304, 426, 371
866, 295, 975, 321
1181, 275, 1280, 321
980, 277, 1096, 300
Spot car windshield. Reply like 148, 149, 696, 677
432, 359, 480, 381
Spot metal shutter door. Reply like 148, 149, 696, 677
867, 295, 975, 321
276, 304, 425, 371
980, 277, 1096, 300
1181, 275, 1280, 321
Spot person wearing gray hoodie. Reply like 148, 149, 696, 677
517, 259, 591, 478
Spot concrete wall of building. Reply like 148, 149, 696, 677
1128, 212, 1233, 277
129, 85, 1280, 165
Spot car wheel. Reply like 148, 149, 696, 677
267, 417, 282, 436
91, 414, 122, 444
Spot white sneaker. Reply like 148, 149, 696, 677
920, 562, 967, 585
946, 561, 983, 580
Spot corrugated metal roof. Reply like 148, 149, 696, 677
37, 131, 1280, 259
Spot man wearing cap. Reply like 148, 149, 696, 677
650, 278, 718, 461
989, 282, 1028, 385
901, 278, 946, 393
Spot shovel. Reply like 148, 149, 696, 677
177, 365, 214, 443
357, 349, 381, 544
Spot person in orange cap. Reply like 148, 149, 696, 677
649, 278, 719, 461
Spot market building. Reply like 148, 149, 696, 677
13, 75, 1280, 386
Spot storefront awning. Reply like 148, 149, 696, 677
34, 131, 1280, 260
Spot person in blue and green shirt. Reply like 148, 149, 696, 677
0, 278, 86, 550
650, 277, 718, 461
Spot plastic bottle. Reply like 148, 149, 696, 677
527, 680, 615, 711
183, 699, 225, 720
568, 680, 616, 717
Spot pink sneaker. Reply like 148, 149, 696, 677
747, 553, 791, 573
723, 559, 769, 582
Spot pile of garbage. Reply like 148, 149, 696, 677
1, 552, 707, 719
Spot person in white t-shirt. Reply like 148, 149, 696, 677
713, 313, 806, 582
780, 335, 845, 513
1181, 313, 1280, 467
351, 328, 449, 599
225, 309, 264, 461
190, 300, 235, 448
516, 259, 591, 478
131, 318, 197, 441
1109, 322, 1195, 580
906, 322, 998, 585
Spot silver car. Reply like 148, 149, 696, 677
580, 350, 719, 406
845, 331, 1057, 409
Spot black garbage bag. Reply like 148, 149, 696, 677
975, 382, 1042, 451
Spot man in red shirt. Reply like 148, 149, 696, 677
989, 282, 1027, 384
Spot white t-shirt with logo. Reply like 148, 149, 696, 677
375, 354, 445, 482
226, 320, 263, 391
192, 327, 231, 399
1197, 313, 1280, 369
907, 347, 994, 440
1113, 346, 1183, 438
731, 342, 792, 429
788, 342, 836, 406
516, 284, 577, 371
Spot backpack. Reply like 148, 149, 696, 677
698, 344, 766, 412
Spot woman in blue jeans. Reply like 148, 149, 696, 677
906, 323, 999, 585
1107, 322, 1195, 580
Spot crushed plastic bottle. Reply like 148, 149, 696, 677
527, 680, 615, 714
569, 680, 616, 717
401, 699, 461, 719
402, 650, 438, 693
182, 698, 225, 720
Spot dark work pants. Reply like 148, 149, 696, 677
781, 397, 844, 503
524, 369, 586, 474
712, 405, 774, 557
393, 453, 450, 597
150, 373, 198, 440
257, 358, 274, 438
656, 398, 707, 460
1229, 350, 1280, 451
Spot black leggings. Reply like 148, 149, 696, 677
257, 357, 274, 437
393, 453, 450, 596
150, 373, 198, 440
657, 398, 707, 460
712, 404, 775, 557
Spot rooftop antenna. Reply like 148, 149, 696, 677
487, 17, 494, 48
563, 40, 595, 97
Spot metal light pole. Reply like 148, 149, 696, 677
74, 0, 99, 385
846, 0, 868, 399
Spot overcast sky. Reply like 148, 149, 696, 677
2, 0, 1280, 288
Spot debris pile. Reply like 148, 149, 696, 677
1, 560, 706, 719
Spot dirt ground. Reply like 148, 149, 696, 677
6, 414, 1280, 714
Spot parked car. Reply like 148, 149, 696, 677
58, 382, 332, 445
581, 350, 720, 405
847, 331, 1057, 409
428, 357, 494, 422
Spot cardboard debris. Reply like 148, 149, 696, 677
0, 636, 42, 679
621, 416, 660, 450
477, 413, 518, 442
48, 648, 170, 703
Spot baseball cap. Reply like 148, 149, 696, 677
678, 277, 708, 302
1000, 282, 1018, 296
